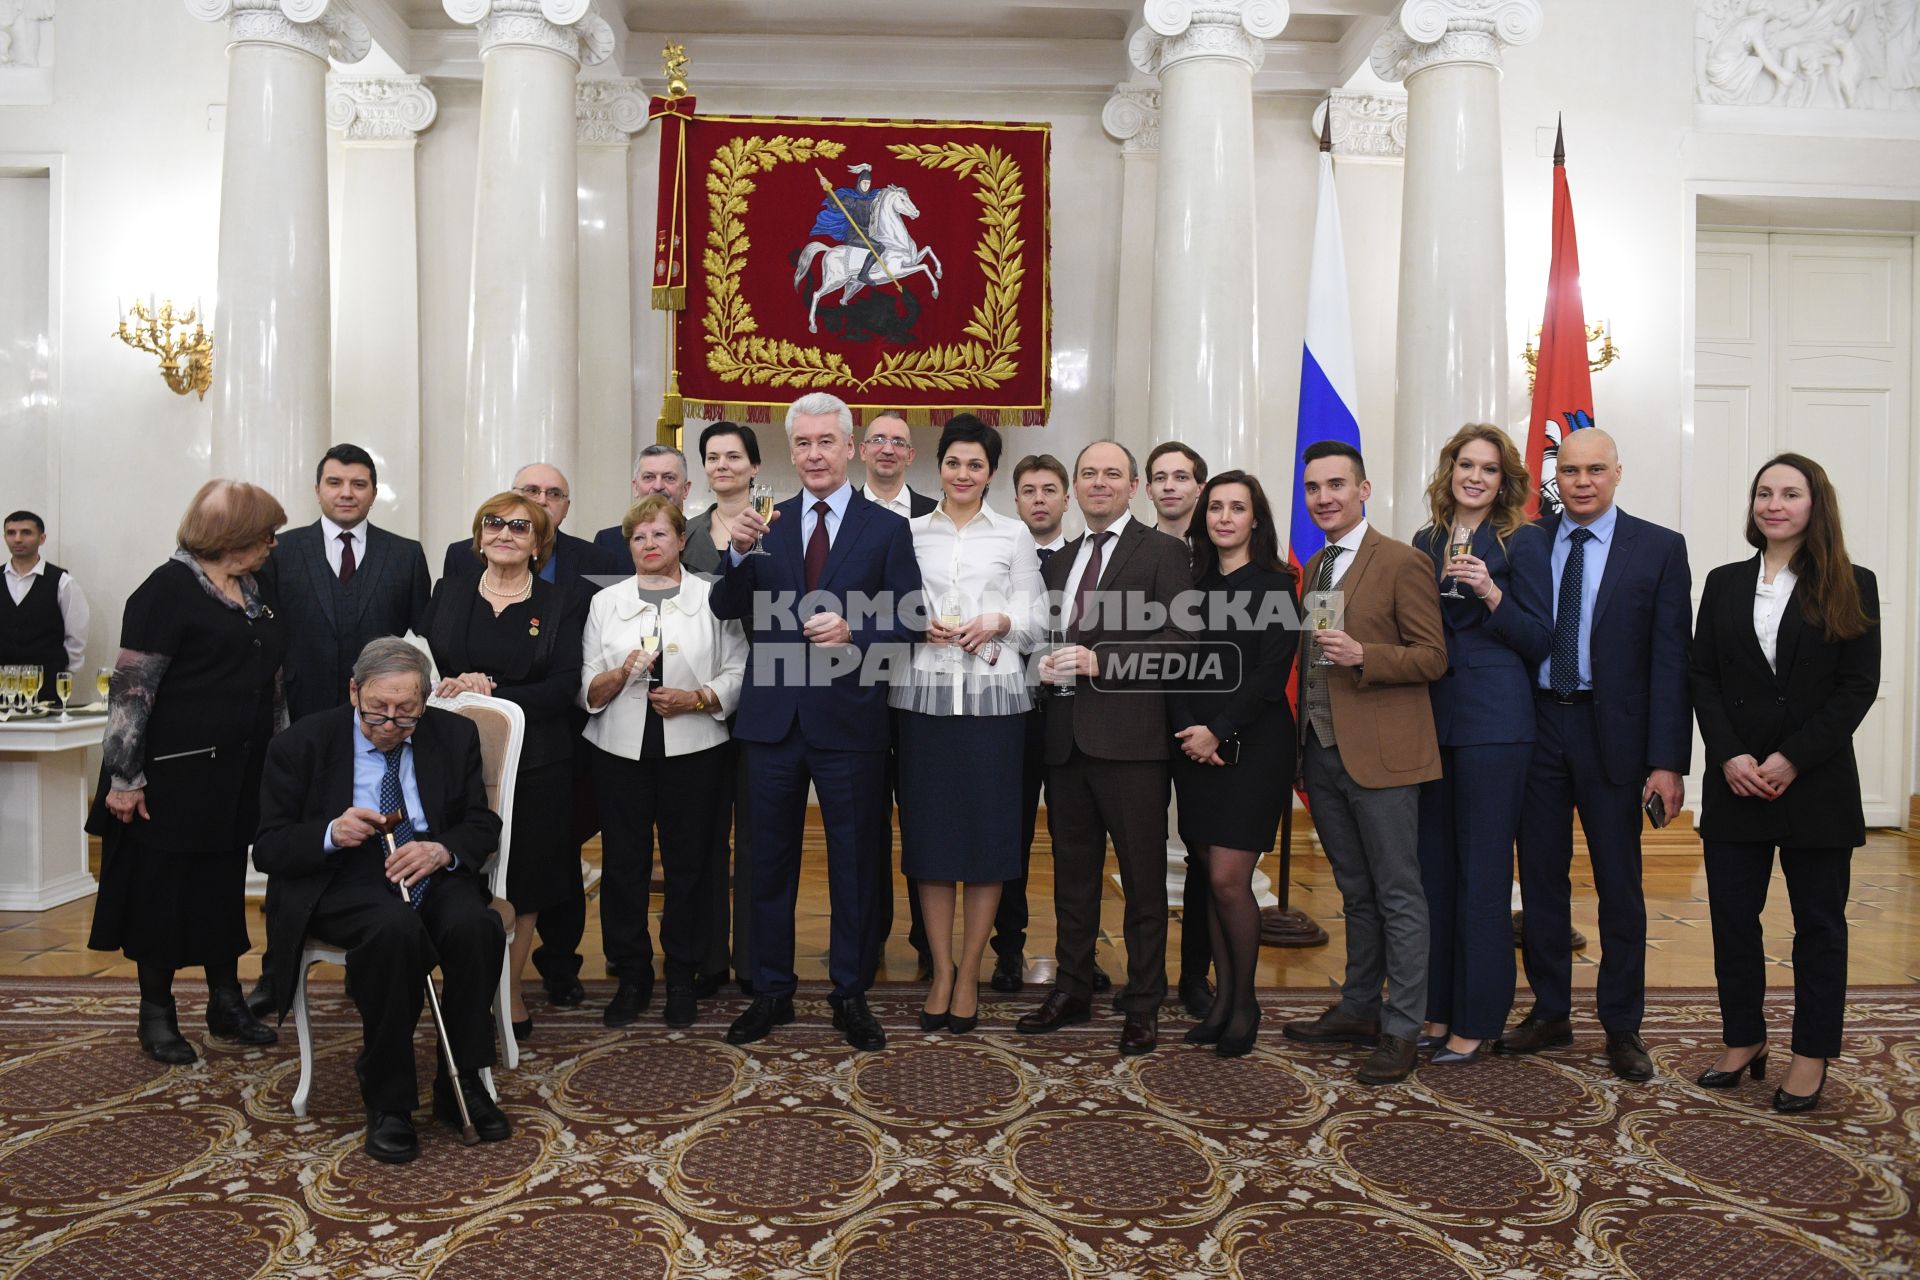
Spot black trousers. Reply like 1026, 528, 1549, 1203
1704, 840, 1852, 1058
591, 743, 728, 985
1047, 748, 1169, 1013
990, 705, 1047, 965
725, 735, 753, 981
306, 871, 505, 1116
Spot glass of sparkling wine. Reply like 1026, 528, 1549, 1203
1, 667, 15, 713
938, 589, 965, 673
97, 670, 112, 703
26, 665, 42, 708
1306, 590, 1341, 668
1441, 523, 1475, 599
1044, 625, 1075, 698
55, 670, 73, 720
635, 608, 660, 695
749, 481, 775, 556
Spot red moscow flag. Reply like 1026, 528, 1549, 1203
1525, 120, 1595, 518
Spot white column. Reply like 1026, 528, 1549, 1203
1374, 0, 1541, 535
444, 0, 613, 512
188, 0, 369, 506
1130, 0, 1288, 477
327, 76, 437, 538
575, 78, 649, 539
1101, 82, 1159, 464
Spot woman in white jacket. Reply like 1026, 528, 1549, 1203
581, 495, 747, 1030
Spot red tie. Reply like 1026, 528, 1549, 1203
804, 500, 831, 591
338, 531, 356, 585
1068, 530, 1112, 639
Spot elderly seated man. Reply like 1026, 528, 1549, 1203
254, 637, 510, 1164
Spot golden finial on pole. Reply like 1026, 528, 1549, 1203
662, 41, 690, 98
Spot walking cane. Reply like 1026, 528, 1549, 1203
378, 810, 480, 1146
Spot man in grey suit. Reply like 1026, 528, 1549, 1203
247, 443, 433, 1014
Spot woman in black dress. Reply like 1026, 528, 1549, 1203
1169, 471, 1299, 1057
1691, 453, 1879, 1113
88, 479, 288, 1063
425, 492, 586, 1039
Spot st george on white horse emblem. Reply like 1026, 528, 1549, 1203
794, 162, 943, 341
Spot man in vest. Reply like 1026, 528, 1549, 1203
2, 510, 89, 702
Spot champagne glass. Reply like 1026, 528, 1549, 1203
1440, 523, 1475, 599
1, 667, 15, 714
635, 607, 661, 695
55, 670, 72, 721
97, 670, 112, 703
26, 665, 42, 709
937, 589, 965, 673
1306, 590, 1341, 668
749, 480, 776, 556
1044, 624, 1075, 698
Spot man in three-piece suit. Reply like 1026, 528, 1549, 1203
1280, 441, 1447, 1085
247, 444, 433, 1017
254, 639, 509, 1165
1500, 427, 1691, 1082
1015, 440, 1195, 1056
441, 462, 621, 1011
711, 392, 924, 1053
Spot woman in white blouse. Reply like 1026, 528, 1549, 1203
892, 415, 1045, 1034
581, 496, 747, 1030
1689, 454, 1879, 1114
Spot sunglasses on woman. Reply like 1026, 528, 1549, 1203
481, 515, 535, 535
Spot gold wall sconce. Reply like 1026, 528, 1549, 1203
1522, 319, 1619, 394
115, 297, 214, 399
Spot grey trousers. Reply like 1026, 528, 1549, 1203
1303, 738, 1429, 1040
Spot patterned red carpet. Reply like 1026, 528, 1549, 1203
0, 979, 1914, 1278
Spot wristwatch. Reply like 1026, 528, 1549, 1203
693, 689, 708, 712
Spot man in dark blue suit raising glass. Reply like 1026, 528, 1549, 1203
711, 392, 924, 1052
1500, 427, 1691, 1082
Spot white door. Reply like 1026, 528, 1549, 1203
1694, 231, 1913, 827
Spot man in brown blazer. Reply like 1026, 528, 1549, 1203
1016, 440, 1194, 1055
1281, 440, 1447, 1084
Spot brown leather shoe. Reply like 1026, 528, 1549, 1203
1016, 990, 1092, 1035
1606, 1030, 1654, 1082
1282, 1004, 1380, 1045
1355, 1033, 1418, 1085
1494, 1014, 1574, 1056
1119, 1011, 1158, 1056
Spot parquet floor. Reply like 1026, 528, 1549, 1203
6, 820, 1918, 990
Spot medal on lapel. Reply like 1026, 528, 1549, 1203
529, 615, 541, 637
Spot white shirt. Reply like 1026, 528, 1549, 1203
1754, 560, 1799, 672
892, 503, 1046, 716
579, 573, 747, 759
1037, 533, 1067, 556
862, 483, 917, 519
4, 557, 89, 672
320, 516, 369, 578
1316, 519, 1369, 590
1061, 510, 1134, 619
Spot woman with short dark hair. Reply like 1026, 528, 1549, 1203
88, 479, 289, 1063
685, 422, 762, 576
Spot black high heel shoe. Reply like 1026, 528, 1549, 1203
1772, 1059, 1829, 1114
920, 968, 955, 1033
1216, 1010, 1262, 1059
1696, 1045, 1767, 1089
1184, 1020, 1226, 1046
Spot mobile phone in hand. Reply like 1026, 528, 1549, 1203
1642, 791, 1668, 829
1218, 738, 1241, 767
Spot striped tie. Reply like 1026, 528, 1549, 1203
379, 745, 429, 910
1549, 527, 1594, 696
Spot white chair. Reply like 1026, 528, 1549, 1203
289, 694, 524, 1118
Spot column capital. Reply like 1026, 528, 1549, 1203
1128, 0, 1290, 78
576, 77, 650, 144
443, 0, 614, 66
1371, 0, 1542, 82
1309, 90, 1408, 159
1101, 83, 1161, 155
185, 0, 371, 64
326, 75, 439, 141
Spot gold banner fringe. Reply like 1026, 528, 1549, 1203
651, 285, 686, 311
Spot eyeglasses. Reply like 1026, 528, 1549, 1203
482, 515, 535, 535
357, 711, 421, 729
864, 435, 911, 451
517, 484, 570, 502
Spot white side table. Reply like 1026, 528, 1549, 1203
0, 714, 105, 910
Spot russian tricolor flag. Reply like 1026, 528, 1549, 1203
1289, 146, 1361, 572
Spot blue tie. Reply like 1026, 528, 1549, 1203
379, 745, 429, 910
1550, 527, 1595, 696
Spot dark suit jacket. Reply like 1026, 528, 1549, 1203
261, 521, 431, 723
1413, 522, 1553, 747
1535, 508, 1693, 786
252, 705, 503, 1017
708, 487, 923, 752
1042, 518, 1194, 766
442, 529, 620, 603
906, 487, 938, 518
1690, 557, 1880, 848
423, 575, 586, 771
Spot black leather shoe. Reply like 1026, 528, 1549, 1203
1494, 1014, 1574, 1056
1772, 1060, 1829, 1114
1119, 1011, 1158, 1056
205, 985, 277, 1045
434, 1073, 511, 1142
663, 984, 698, 1030
1090, 965, 1113, 993
1696, 1045, 1768, 1089
726, 995, 794, 1045
1282, 1004, 1380, 1046
1016, 991, 1092, 1035
1606, 1030, 1655, 1082
364, 1110, 419, 1164
137, 999, 197, 1065
693, 969, 726, 999
833, 995, 887, 1052
989, 955, 1025, 993
603, 978, 652, 1028
1356, 1034, 1418, 1085
1178, 975, 1216, 1021
544, 974, 586, 1009
511, 1017, 533, 1041
244, 974, 275, 1019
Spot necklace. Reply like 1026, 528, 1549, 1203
479, 568, 532, 602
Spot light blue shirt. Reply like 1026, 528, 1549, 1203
323, 722, 438, 856
729, 480, 854, 567
1536, 503, 1618, 692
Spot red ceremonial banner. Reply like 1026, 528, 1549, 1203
651, 107, 1051, 427
1524, 122, 1595, 518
